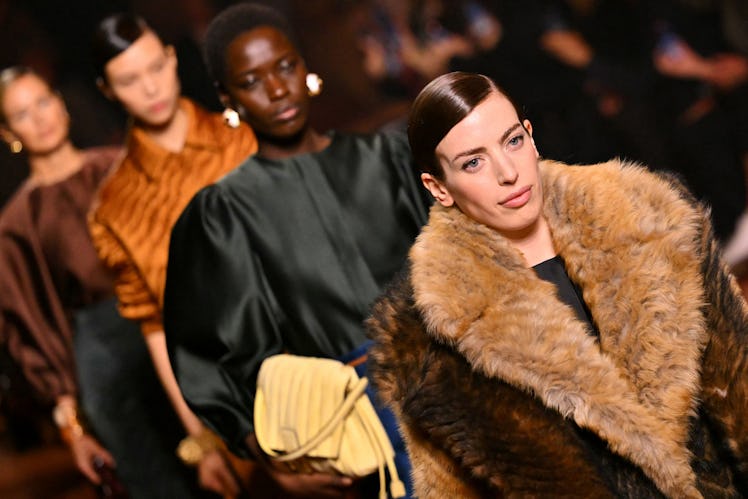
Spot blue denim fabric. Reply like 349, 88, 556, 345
339, 340, 413, 499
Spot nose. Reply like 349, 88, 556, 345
141, 75, 158, 97
494, 158, 518, 185
31, 107, 46, 127
264, 73, 289, 101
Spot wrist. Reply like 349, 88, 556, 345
176, 427, 224, 466
52, 401, 86, 444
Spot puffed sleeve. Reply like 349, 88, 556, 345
0, 202, 77, 405
163, 184, 285, 457
88, 214, 162, 334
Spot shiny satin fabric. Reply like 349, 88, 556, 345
0, 147, 119, 404
164, 131, 430, 458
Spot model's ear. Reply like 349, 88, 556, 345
524, 119, 539, 158
0, 126, 17, 145
96, 77, 115, 101
218, 90, 232, 110
165, 44, 177, 69
421, 173, 454, 207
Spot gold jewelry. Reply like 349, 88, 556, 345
10, 140, 22, 154
222, 108, 240, 128
176, 428, 224, 466
306, 73, 323, 97
53, 402, 85, 444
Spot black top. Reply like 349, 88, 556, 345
533, 254, 599, 338
164, 131, 430, 454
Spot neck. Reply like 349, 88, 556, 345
139, 105, 188, 153
504, 216, 556, 267
257, 127, 331, 160
28, 141, 85, 186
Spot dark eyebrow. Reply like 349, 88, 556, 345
451, 146, 486, 163
450, 122, 522, 163
500, 123, 522, 144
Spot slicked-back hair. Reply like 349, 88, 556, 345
91, 13, 153, 82
203, 2, 298, 90
408, 72, 524, 180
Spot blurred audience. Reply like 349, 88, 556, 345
356, 0, 500, 99
649, 0, 748, 241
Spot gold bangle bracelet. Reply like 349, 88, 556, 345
176, 429, 224, 466
53, 403, 86, 444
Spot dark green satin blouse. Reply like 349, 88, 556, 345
164, 131, 430, 455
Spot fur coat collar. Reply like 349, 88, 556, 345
406, 159, 711, 498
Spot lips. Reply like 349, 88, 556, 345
274, 105, 300, 122
149, 101, 168, 114
499, 186, 532, 208
37, 127, 56, 139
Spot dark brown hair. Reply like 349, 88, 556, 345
407, 71, 524, 180
91, 13, 154, 83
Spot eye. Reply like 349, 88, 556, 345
38, 95, 52, 108
114, 76, 137, 87
8, 109, 28, 124
237, 76, 259, 90
149, 57, 167, 74
278, 58, 297, 73
461, 157, 481, 171
507, 134, 525, 149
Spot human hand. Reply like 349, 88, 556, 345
359, 35, 389, 79
707, 53, 748, 90
246, 433, 354, 498
263, 468, 354, 498
653, 38, 711, 80
197, 449, 241, 498
66, 433, 115, 484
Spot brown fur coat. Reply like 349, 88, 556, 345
367, 159, 748, 498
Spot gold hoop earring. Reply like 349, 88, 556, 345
222, 108, 240, 128
10, 140, 22, 154
306, 73, 323, 97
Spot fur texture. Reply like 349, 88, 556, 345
368, 159, 748, 498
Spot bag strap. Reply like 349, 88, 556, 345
356, 399, 406, 499
265, 375, 406, 498
268, 376, 369, 462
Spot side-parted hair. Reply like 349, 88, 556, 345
408, 71, 524, 180
91, 13, 154, 83
0, 66, 40, 124
203, 2, 298, 91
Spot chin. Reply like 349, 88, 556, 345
144, 111, 175, 128
276, 121, 306, 137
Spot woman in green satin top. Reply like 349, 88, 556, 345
163, 4, 429, 497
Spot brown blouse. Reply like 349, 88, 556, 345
0, 146, 122, 405
88, 98, 257, 334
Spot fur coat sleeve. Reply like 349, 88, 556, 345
367, 159, 748, 498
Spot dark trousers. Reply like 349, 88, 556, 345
74, 298, 210, 498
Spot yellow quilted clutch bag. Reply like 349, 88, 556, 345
254, 354, 405, 499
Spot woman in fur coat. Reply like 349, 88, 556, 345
366, 71, 748, 498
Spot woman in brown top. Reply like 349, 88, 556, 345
0, 65, 119, 482
0, 65, 153, 495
